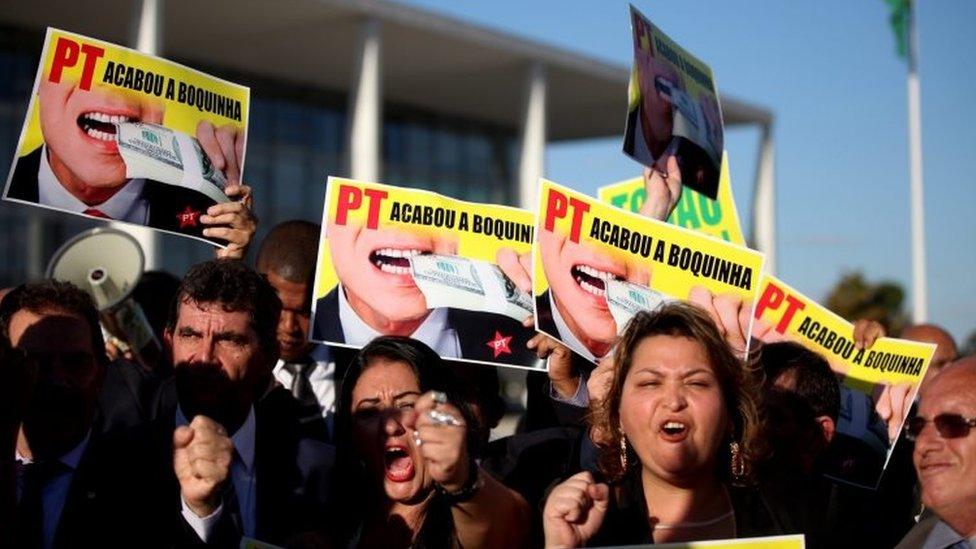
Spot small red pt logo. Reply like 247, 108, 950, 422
486, 331, 513, 358
177, 206, 200, 229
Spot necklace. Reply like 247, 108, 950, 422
654, 509, 733, 529
652, 485, 737, 535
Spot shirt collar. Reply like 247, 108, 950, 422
175, 405, 256, 473
549, 291, 598, 363
925, 519, 969, 549
337, 285, 460, 357
14, 429, 91, 471
38, 145, 149, 221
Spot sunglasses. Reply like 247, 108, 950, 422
905, 414, 976, 441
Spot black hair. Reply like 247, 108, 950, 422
255, 220, 321, 285
759, 341, 840, 422
0, 280, 107, 368
166, 259, 282, 356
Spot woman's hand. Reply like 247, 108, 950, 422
543, 471, 610, 549
687, 286, 753, 356
412, 391, 470, 492
638, 155, 682, 222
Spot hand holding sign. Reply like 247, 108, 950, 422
638, 155, 682, 222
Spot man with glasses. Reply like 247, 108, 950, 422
896, 356, 976, 549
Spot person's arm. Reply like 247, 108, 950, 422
173, 415, 234, 543
412, 391, 531, 548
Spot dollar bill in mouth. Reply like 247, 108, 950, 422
114, 121, 229, 204
410, 254, 533, 323
605, 279, 673, 334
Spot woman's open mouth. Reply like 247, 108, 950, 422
369, 248, 430, 276
571, 264, 622, 298
659, 420, 689, 442
384, 445, 416, 482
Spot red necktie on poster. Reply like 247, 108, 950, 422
84, 208, 112, 219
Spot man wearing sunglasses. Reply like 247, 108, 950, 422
896, 356, 976, 549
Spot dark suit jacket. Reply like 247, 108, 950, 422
115, 381, 335, 547
5, 148, 227, 246
312, 286, 542, 368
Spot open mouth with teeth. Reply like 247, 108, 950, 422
77, 111, 134, 143
659, 420, 689, 442
571, 264, 623, 298
384, 445, 415, 482
369, 248, 431, 276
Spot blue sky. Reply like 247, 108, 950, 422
400, 0, 976, 345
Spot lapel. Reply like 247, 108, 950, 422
50, 436, 101, 548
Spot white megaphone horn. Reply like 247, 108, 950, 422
46, 228, 162, 369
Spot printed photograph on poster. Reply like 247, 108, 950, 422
623, 5, 724, 199
2, 28, 250, 247
753, 274, 936, 489
311, 177, 543, 371
533, 179, 764, 364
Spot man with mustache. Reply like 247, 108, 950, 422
129, 259, 334, 546
895, 356, 976, 548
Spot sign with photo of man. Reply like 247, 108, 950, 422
623, 6, 724, 199
311, 177, 543, 371
3, 28, 250, 247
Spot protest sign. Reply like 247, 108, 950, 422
608, 534, 805, 549
311, 177, 542, 370
599, 152, 745, 245
754, 274, 935, 488
3, 28, 249, 247
623, 6, 724, 199
533, 179, 764, 364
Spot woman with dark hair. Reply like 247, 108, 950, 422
333, 336, 530, 548
543, 302, 805, 547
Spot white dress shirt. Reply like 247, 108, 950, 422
177, 406, 257, 542
337, 284, 462, 357
549, 291, 600, 363
272, 345, 337, 420
38, 145, 150, 222
15, 430, 91, 549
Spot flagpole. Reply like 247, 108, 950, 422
907, 0, 927, 322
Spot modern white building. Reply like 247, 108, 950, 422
0, 0, 775, 283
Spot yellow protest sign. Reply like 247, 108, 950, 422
598, 152, 745, 245
753, 273, 935, 489
311, 177, 541, 370
614, 534, 805, 549
533, 179, 764, 362
3, 28, 250, 246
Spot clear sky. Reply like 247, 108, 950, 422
399, 0, 976, 345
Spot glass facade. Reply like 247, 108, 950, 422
0, 27, 517, 285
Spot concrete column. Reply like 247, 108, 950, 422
347, 18, 382, 181
120, 0, 163, 270
517, 62, 547, 209
751, 124, 776, 275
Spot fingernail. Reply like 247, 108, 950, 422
202, 229, 212, 236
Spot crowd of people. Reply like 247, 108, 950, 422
1, 167, 973, 549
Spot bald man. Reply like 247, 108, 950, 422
901, 324, 960, 393
895, 357, 976, 548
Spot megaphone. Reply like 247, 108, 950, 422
46, 228, 161, 369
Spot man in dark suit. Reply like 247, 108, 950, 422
134, 259, 334, 546
0, 280, 149, 547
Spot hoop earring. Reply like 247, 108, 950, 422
619, 431, 628, 471
730, 441, 745, 480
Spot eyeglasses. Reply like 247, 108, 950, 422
905, 414, 976, 441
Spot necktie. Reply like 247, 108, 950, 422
83, 208, 112, 219
16, 460, 68, 548
282, 361, 316, 404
